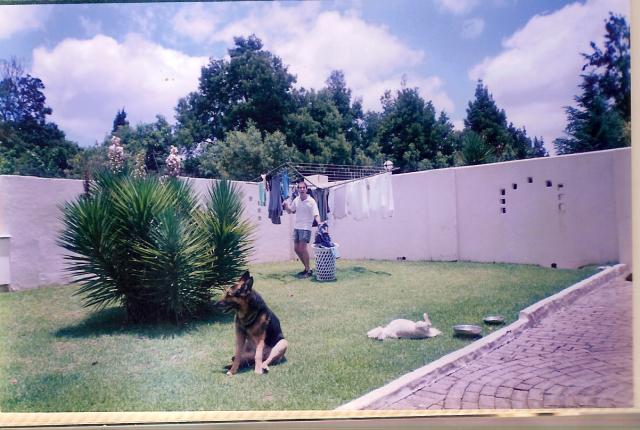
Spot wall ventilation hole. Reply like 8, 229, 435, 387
558, 194, 564, 201
528, 177, 533, 183
501, 207, 506, 214
500, 188, 506, 196
558, 203, 565, 212
249, 196, 253, 201
500, 198, 506, 204
546, 180, 552, 187
558, 183, 564, 189
512, 183, 518, 190
551, 263, 557, 269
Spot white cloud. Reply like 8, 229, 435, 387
468, 0, 629, 153
0, 5, 48, 39
461, 17, 484, 39
31, 34, 208, 145
435, 0, 479, 15
172, 3, 222, 43
200, 3, 453, 113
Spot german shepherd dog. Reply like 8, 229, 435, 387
216, 271, 288, 375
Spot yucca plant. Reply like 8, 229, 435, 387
198, 180, 255, 291
58, 171, 254, 323
459, 131, 496, 166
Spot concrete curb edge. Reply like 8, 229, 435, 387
335, 264, 628, 410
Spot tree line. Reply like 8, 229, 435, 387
0, 13, 629, 180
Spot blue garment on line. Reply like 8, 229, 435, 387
258, 182, 266, 206
280, 171, 290, 199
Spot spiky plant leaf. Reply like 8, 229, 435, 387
199, 180, 255, 291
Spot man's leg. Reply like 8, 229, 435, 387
298, 242, 311, 272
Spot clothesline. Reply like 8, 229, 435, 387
250, 161, 388, 190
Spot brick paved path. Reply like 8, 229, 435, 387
383, 276, 633, 410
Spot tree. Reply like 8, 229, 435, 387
554, 73, 626, 154
582, 13, 630, 122
175, 35, 296, 144
199, 123, 297, 181
375, 86, 455, 172
0, 58, 51, 124
112, 108, 129, 133
554, 13, 630, 154
284, 88, 352, 165
0, 58, 80, 177
464, 80, 514, 161
324, 70, 364, 151
111, 115, 175, 173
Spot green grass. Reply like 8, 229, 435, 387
0, 260, 597, 412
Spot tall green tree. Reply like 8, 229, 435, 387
175, 35, 296, 145
200, 122, 297, 180
554, 73, 626, 154
0, 58, 80, 177
285, 88, 352, 165
464, 80, 513, 161
554, 13, 630, 154
374, 86, 457, 172
111, 115, 175, 173
112, 108, 129, 133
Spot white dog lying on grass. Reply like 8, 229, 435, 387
367, 313, 442, 341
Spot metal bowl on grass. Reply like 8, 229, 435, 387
453, 324, 482, 337
483, 315, 505, 325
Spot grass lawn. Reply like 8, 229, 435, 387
0, 260, 597, 412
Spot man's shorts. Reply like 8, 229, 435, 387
293, 229, 312, 243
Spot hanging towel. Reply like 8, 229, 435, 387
280, 171, 290, 199
380, 172, 394, 218
332, 185, 347, 219
348, 179, 369, 220
258, 182, 266, 207
268, 174, 283, 224
367, 174, 383, 217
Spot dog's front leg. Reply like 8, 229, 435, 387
254, 334, 266, 375
227, 329, 246, 376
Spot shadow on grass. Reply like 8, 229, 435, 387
54, 306, 234, 340
340, 266, 392, 277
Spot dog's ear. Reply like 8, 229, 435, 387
245, 276, 254, 291
240, 270, 250, 282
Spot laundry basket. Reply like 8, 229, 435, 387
312, 244, 339, 282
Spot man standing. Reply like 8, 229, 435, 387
283, 179, 321, 278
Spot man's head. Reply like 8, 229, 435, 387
297, 179, 308, 197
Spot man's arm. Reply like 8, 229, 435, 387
283, 199, 295, 214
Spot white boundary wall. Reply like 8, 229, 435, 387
0, 148, 631, 291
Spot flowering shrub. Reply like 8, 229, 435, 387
165, 145, 181, 177
107, 136, 125, 173
132, 152, 146, 178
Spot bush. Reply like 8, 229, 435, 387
58, 171, 254, 323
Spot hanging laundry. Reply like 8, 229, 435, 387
380, 172, 394, 218
258, 182, 266, 207
347, 179, 369, 220
367, 174, 384, 217
280, 171, 290, 199
315, 188, 330, 222
268, 174, 283, 224
332, 185, 347, 219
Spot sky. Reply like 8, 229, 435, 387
0, 0, 630, 154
